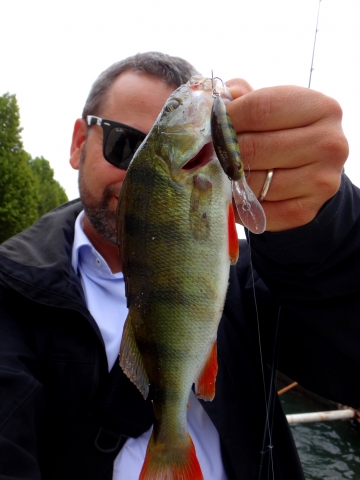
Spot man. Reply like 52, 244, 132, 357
0, 51, 356, 480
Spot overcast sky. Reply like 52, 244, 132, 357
2, 0, 359, 207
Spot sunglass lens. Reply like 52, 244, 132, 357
105, 127, 145, 169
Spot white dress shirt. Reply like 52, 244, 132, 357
72, 211, 227, 480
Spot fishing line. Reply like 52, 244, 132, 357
257, 306, 282, 480
247, 231, 276, 480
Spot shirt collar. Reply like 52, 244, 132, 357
72, 210, 88, 273
72, 210, 119, 279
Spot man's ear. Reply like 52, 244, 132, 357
70, 118, 86, 170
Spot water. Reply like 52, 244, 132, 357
280, 387, 360, 479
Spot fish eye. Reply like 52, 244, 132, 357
165, 99, 180, 112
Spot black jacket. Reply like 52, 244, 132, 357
0, 175, 360, 480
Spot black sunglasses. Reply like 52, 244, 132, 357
87, 115, 146, 170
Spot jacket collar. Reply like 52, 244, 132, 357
0, 199, 87, 311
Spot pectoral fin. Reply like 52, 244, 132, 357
195, 340, 218, 401
119, 314, 149, 399
228, 202, 239, 265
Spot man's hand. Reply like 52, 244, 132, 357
226, 79, 349, 232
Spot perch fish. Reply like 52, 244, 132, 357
117, 76, 240, 480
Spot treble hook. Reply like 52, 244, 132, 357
211, 70, 224, 98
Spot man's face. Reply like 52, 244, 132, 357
70, 71, 176, 245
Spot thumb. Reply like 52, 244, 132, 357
226, 78, 254, 99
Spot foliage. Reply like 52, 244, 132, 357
0, 93, 38, 242
0, 93, 68, 243
29, 156, 68, 218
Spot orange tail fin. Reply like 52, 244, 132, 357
139, 433, 203, 480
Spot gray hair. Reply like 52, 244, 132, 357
82, 51, 200, 119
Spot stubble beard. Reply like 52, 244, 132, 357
78, 145, 118, 246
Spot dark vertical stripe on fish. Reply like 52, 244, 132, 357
211, 94, 244, 181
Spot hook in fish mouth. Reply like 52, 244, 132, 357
181, 142, 214, 172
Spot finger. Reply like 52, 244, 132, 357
236, 193, 335, 232
237, 122, 348, 172
239, 162, 342, 232
251, 167, 313, 203
259, 194, 329, 232
232, 183, 330, 232
246, 163, 340, 204
225, 78, 254, 99
227, 85, 342, 132
233, 196, 312, 232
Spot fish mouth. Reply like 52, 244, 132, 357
181, 142, 214, 172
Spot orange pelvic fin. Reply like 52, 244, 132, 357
195, 340, 218, 401
228, 202, 239, 265
139, 434, 203, 480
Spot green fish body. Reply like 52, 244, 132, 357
117, 77, 239, 480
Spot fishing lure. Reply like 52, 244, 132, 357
210, 80, 266, 234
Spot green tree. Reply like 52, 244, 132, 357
0, 93, 38, 242
0, 93, 69, 243
29, 156, 68, 218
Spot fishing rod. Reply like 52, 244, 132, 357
308, 0, 322, 88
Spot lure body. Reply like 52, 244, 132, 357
210, 87, 266, 234
211, 93, 243, 181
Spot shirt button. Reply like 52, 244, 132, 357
96, 258, 101, 266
